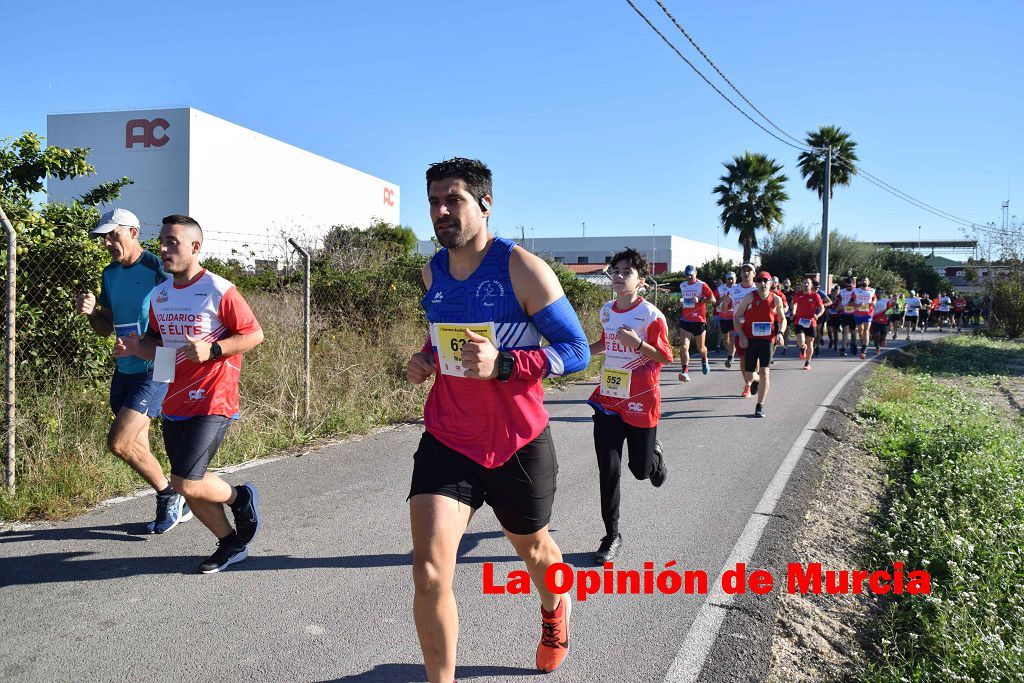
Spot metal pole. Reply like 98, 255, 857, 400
287, 239, 310, 431
652, 224, 656, 276
0, 204, 16, 493
819, 147, 832, 290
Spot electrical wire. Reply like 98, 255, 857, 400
623, 0, 812, 152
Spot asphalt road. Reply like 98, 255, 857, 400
0, 332, 938, 682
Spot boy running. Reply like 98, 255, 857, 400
589, 248, 673, 564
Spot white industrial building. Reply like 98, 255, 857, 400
46, 107, 400, 262
417, 234, 743, 275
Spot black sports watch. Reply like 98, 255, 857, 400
496, 351, 515, 381
210, 342, 223, 360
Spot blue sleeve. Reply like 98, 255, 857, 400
97, 269, 111, 309
531, 295, 590, 377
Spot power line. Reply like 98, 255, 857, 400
652, 0, 810, 149
623, 0, 811, 152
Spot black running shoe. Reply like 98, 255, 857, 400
230, 483, 261, 547
593, 533, 623, 565
750, 379, 760, 396
650, 441, 668, 487
755, 403, 765, 418
199, 537, 248, 574
725, 356, 733, 369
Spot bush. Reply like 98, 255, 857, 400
989, 277, 1024, 338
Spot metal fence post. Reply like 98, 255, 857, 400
288, 239, 310, 430
0, 204, 16, 493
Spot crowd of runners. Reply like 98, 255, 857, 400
78, 157, 981, 683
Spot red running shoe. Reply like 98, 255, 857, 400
741, 385, 751, 398
537, 595, 571, 672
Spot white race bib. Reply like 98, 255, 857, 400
682, 296, 697, 308
751, 322, 773, 337
153, 346, 176, 383
114, 322, 141, 339
431, 322, 497, 377
798, 318, 813, 328
600, 367, 632, 398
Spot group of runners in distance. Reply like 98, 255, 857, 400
76, 156, 976, 683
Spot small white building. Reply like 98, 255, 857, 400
417, 234, 743, 275
46, 107, 400, 262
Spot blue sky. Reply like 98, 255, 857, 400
3, 0, 1020, 248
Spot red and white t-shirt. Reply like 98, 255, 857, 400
148, 269, 261, 419
587, 298, 673, 428
791, 291, 824, 327
725, 282, 758, 322
678, 279, 714, 323
872, 298, 892, 324
853, 287, 876, 316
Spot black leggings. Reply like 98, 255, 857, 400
593, 411, 661, 537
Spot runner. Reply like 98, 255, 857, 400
405, 158, 590, 680
715, 271, 737, 363
790, 277, 825, 370
813, 280, 832, 356
115, 215, 264, 574
889, 290, 906, 340
952, 291, 968, 332
779, 278, 796, 355
936, 291, 952, 332
904, 290, 921, 340
920, 293, 933, 332
852, 276, 876, 360
838, 277, 857, 356
870, 289, 894, 354
588, 248, 672, 565
826, 284, 842, 351
733, 271, 786, 418
723, 263, 758, 387
676, 265, 716, 381
769, 279, 789, 364
74, 208, 190, 534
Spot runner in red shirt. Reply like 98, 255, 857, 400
733, 271, 786, 418
675, 264, 716, 381
117, 215, 265, 574
588, 248, 673, 565
790, 277, 826, 370
952, 291, 968, 332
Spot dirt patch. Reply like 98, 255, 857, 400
766, 424, 884, 683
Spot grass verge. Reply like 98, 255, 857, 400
857, 335, 1024, 681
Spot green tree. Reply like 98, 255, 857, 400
757, 225, 820, 279
712, 152, 789, 263
0, 133, 132, 378
796, 125, 858, 199
321, 219, 418, 269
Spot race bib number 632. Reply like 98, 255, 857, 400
432, 322, 497, 377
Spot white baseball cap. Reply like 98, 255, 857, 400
91, 208, 140, 236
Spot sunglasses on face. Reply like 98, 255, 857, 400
755, 278, 769, 284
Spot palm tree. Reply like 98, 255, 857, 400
797, 125, 858, 198
713, 152, 789, 263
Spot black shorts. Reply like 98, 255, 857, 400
408, 427, 558, 535
743, 338, 773, 372
162, 415, 232, 480
679, 321, 707, 336
795, 324, 815, 336
840, 314, 856, 330
718, 318, 734, 334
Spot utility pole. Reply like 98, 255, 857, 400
582, 222, 586, 238
918, 225, 921, 250
652, 223, 657, 275
818, 146, 832, 290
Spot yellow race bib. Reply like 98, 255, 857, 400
600, 367, 632, 398
432, 323, 497, 377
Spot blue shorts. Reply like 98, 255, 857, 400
854, 315, 872, 326
109, 371, 167, 418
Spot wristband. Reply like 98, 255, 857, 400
496, 351, 515, 381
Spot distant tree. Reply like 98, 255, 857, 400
757, 225, 820, 280
320, 219, 418, 269
796, 125, 858, 200
712, 152, 789, 263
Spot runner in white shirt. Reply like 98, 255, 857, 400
904, 291, 922, 339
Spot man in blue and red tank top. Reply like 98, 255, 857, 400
733, 270, 787, 418
405, 158, 589, 682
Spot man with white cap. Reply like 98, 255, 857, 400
676, 265, 716, 381
74, 208, 192, 534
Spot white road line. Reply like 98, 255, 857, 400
663, 349, 894, 682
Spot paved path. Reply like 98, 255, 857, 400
0, 333, 938, 682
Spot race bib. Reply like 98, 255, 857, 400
600, 367, 632, 398
114, 322, 141, 339
153, 346, 176, 383
682, 296, 697, 308
843, 305, 855, 313
751, 321, 773, 337
798, 318, 813, 328
431, 322, 497, 377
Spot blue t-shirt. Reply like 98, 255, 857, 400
97, 250, 168, 374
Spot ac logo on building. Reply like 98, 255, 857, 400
125, 118, 170, 149
383, 187, 395, 207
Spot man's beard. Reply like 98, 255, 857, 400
434, 223, 475, 250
